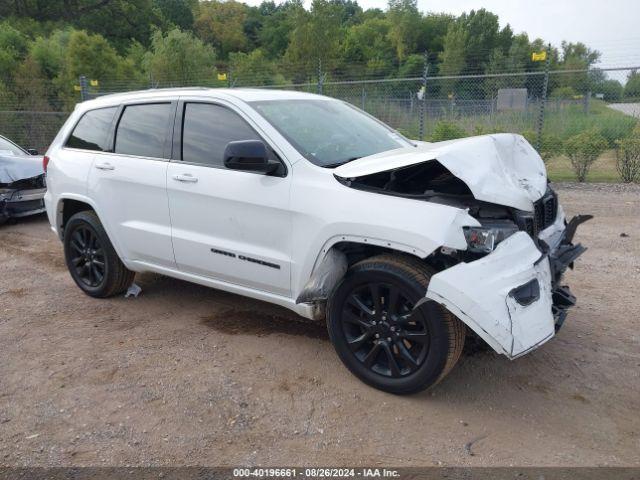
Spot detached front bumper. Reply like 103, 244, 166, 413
426, 209, 588, 359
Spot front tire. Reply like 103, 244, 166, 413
63, 210, 134, 298
327, 254, 465, 394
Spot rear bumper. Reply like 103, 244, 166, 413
426, 210, 588, 359
0, 188, 46, 219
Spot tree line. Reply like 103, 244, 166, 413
0, 0, 639, 111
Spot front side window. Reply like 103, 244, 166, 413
181, 103, 263, 168
249, 99, 413, 167
115, 103, 173, 158
66, 107, 117, 152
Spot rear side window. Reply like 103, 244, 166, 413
115, 103, 173, 158
182, 103, 261, 167
66, 107, 117, 151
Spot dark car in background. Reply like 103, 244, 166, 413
0, 135, 46, 225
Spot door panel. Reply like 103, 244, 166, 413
86, 101, 176, 268
167, 162, 292, 297
88, 153, 174, 267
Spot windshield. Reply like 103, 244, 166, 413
249, 99, 412, 167
0, 136, 27, 157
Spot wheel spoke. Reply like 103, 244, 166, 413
72, 231, 86, 250
382, 342, 402, 377
342, 310, 372, 330
348, 331, 373, 352
92, 263, 104, 283
395, 340, 419, 369
363, 342, 382, 368
401, 332, 429, 345
346, 294, 374, 319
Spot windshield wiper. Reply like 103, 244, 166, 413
322, 157, 362, 169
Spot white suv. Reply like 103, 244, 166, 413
44, 88, 589, 394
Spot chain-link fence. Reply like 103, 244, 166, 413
1, 60, 639, 182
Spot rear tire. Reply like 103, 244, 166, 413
327, 254, 465, 394
63, 210, 134, 298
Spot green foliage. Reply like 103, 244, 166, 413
145, 28, 216, 85
430, 121, 467, 142
195, 0, 249, 59
229, 49, 284, 85
286, 0, 343, 68
615, 136, 640, 183
522, 130, 563, 162
0, 22, 29, 82
564, 130, 608, 182
625, 71, 640, 99
550, 86, 578, 99
597, 79, 624, 102
342, 17, 393, 64
386, 0, 420, 62
153, 0, 195, 31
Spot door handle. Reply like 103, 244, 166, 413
172, 174, 198, 183
94, 162, 115, 171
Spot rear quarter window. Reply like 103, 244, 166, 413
65, 107, 117, 151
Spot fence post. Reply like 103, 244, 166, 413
79, 75, 88, 102
361, 84, 366, 110
317, 57, 323, 95
418, 51, 429, 141
536, 44, 551, 152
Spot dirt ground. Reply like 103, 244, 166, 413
1, 183, 639, 467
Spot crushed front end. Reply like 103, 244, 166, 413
426, 185, 590, 358
333, 134, 590, 358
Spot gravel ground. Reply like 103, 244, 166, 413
0, 183, 639, 467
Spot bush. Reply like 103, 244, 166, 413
522, 130, 563, 162
564, 130, 608, 182
430, 121, 467, 142
615, 136, 640, 183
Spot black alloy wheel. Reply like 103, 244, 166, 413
341, 282, 429, 378
68, 225, 106, 288
327, 254, 465, 394
63, 210, 135, 298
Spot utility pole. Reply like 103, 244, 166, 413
418, 51, 429, 141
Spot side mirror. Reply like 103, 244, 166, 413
27, 148, 39, 155
223, 140, 279, 174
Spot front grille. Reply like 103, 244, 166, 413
514, 187, 558, 238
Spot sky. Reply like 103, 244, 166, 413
241, 0, 640, 73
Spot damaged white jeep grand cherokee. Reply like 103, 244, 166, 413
44, 88, 589, 394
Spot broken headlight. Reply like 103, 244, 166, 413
463, 221, 519, 253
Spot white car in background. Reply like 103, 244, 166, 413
0, 135, 46, 225
43, 88, 589, 394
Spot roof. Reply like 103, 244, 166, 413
81, 87, 328, 109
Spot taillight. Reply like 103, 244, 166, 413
43, 155, 50, 173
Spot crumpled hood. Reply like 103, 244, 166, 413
334, 134, 547, 211
0, 154, 44, 185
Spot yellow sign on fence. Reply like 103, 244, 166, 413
90, 79, 99, 87
73, 85, 81, 91
217, 73, 227, 81
531, 51, 547, 62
